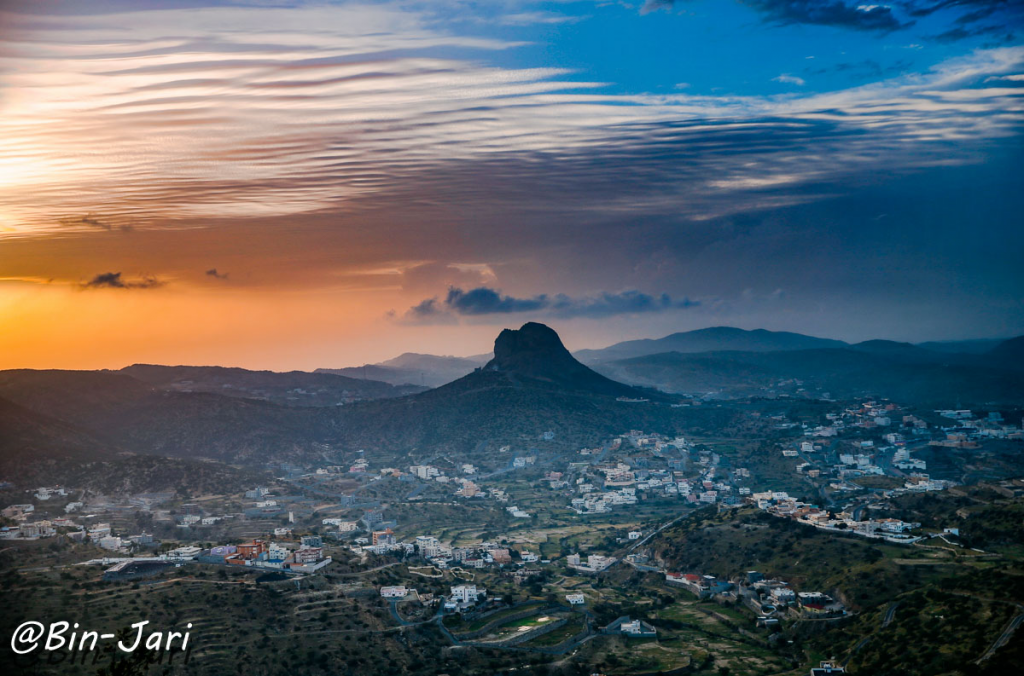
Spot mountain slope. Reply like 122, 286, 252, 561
317, 353, 487, 388
597, 347, 1024, 405
319, 323, 714, 455
575, 326, 848, 363
0, 325, 704, 465
986, 335, 1024, 370
0, 369, 332, 463
120, 363, 424, 406
0, 394, 117, 473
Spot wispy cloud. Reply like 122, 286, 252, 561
0, 3, 1021, 242
773, 73, 806, 85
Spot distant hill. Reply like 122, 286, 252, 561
0, 394, 268, 492
0, 369, 333, 464
0, 394, 116, 474
916, 338, 1006, 354
317, 352, 487, 388
0, 327, 712, 465
986, 335, 1024, 369
121, 363, 425, 406
849, 340, 957, 364
596, 346, 1024, 406
575, 327, 848, 363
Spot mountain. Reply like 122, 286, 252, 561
849, 340, 954, 363
317, 323, 719, 456
0, 325, 708, 465
596, 347, 1024, 406
0, 394, 117, 474
482, 322, 642, 397
0, 369, 333, 464
0, 394, 269, 492
916, 338, 1006, 354
986, 335, 1024, 369
317, 353, 487, 388
120, 363, 425, 406
575, 327, 848, 363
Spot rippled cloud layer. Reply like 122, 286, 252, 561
1, 3, 1022, 239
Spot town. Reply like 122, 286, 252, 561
3, 396, 1022, 675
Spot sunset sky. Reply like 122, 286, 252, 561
1, 0, 1022, 370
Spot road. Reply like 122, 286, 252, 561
845, 600, 899, 667
977, 612, 1024, 663
625, 510, 691, 555
882, 601, 900, 628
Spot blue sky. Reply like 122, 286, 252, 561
0, 1, 1022, 368
414, 1, 1021, 94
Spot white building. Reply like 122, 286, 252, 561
449, 584, 484, 604
98, 536, 122, 551
381, 586, 408, 599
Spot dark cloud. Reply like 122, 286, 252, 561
550, 290, 700, 318
930, 22, 1015, 43
402, 287, 699, 322
903, 0, 1017, 20
445, 287, 548, 315
205, 268, 229, 279
81, 272, 163, 290
744, 0, 911, 31
806, 59, 914, 79
901, 1, 1023, 41
408, 297, 443, 318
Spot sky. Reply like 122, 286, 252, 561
0, 0, 1022, 370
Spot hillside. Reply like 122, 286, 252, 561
0, 394, 269, 492
121, 363, 424, 405
0, 370, 333, 464
317, 352, 487, 388
320, 323, 716, 455
0, 394, 117, 475
0, 325, 715, 466
986, 335, 1024, 369
575, 326, 848, 363
595, 347, 1024, 405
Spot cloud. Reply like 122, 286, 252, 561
1, 3, 1022, 241
641, 0, 680, 14
773, 74, 807, 85
446, 287, 549, 315
400, 262, 496, 293
401, 287, 699, 322
205, 268, 229, 280
550, 290, 700, 318
58, 213, 133, 232
806, 59, 913, 79
895, 1, 1024, 42
80, 272, 163, 290
745, 0, 911, 31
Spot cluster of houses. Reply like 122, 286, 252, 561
934, 410, 1023, 442
754, 491, 924, 543
384, 535, 545, 571
196, 535, 330, 573
566, 552, 617, 573
663, 569, 846, 621
0, 504, 156, 552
